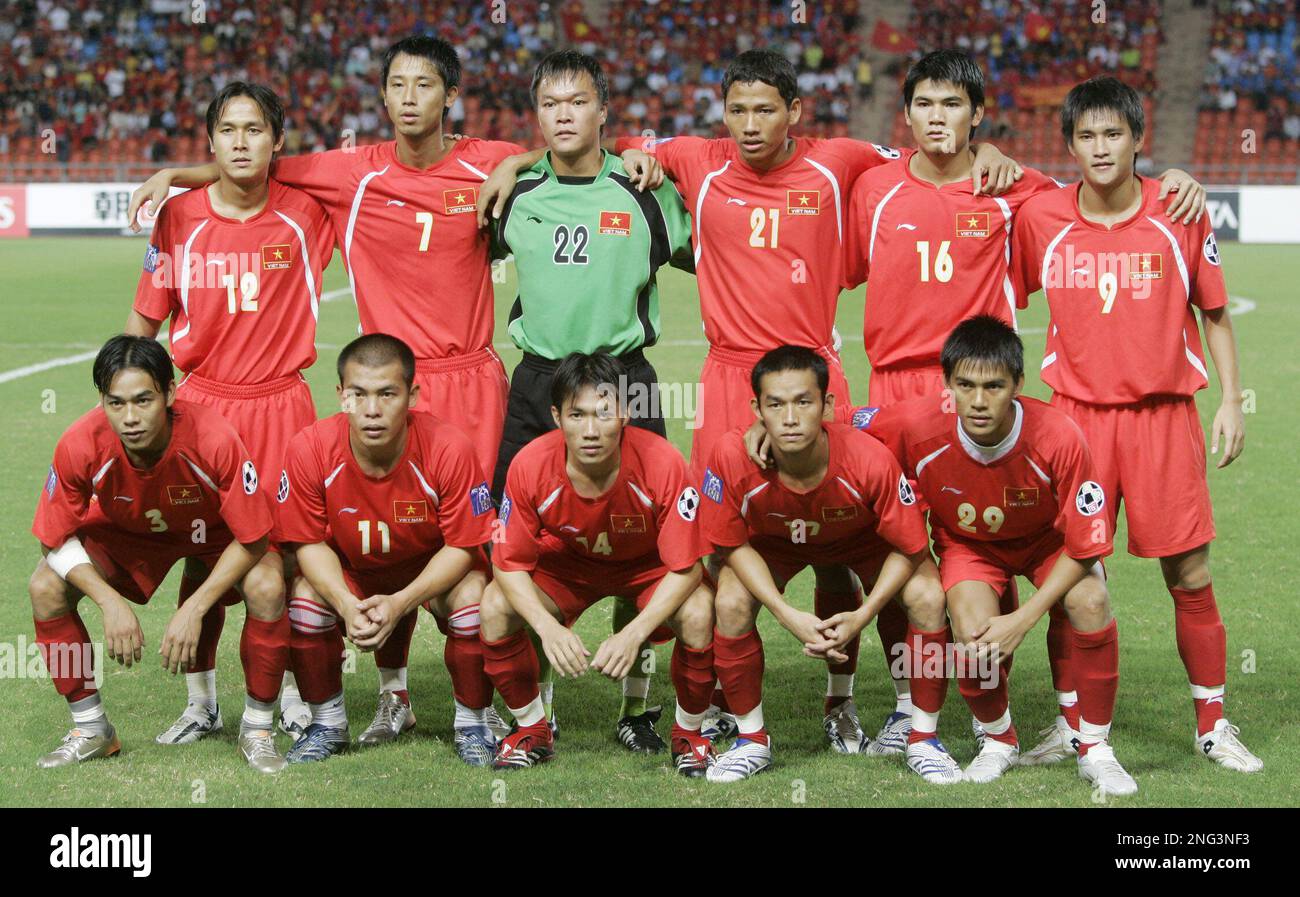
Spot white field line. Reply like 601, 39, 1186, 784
0, 292, 1258, 385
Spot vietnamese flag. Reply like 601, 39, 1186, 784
1025, 12, 1053, 42
870, 19, 917, 54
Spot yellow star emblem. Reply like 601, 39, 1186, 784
454, 192, 467, 204
967, 217, 980, 227
273, 248, 284, 259
799, 194, 811, 205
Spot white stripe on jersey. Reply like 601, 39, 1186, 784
536, 485, 563, 516
992, 196, 1017, 330
1145, 216, 1191, 299
914, 444, 950, 478
343, 166, 391, 325
172, 220, 209, 344
274, 210, 320, 321
408, 461, 441, 506
627, 481, 653, 508
179, 453, 219, 492
834, 476, 862, 502
323, 462, 346, 489
1040, 222, 1075, 311
457, 158, 490, 180
868, 181, 905, 268
91, 457, 116, 486
803, 157, 843, 243
739, 481, 770, 517
693, 161, 732, 267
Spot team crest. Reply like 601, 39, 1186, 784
898, 474, 916, 506
957, 212, 990, 238
611, 514, 646, 534
702, 468, 724, 503
394, 500, 428, 523
470, 482, 493, 516
787, 190, 819, 216
599, 211, 632, 236
261, 244, 292, 270
1129, 253, 1162, 280
851, 406, 880, 430
277, 470, 290, 504
241, 461, 259, 495
1075, 481, 1106, 516
143, 243, 159, 273
168, 484, 201, 505
44, 465, 57, 499
443, 188, 477, 215
1203, 233, 1221, 267
499, 495, 513, 527
1004, 486, 1039, 508
677, 487, 700, 522
822, 505, 858, 523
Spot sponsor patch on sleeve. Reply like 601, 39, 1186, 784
470, 482, 493, 516
498, 495, 513, 527
702, 468, 724, 504
851, 406, 880, 430
44, 465, 57, 499
143, 243, 159, 273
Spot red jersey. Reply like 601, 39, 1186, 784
33, 401, 272, 551
275, 413, 493, 577
843, 159, 1058, 369
134, 180, 334, 384
1010, 176, 1228, 404
616, 134, 908, 353
494, 427, 704, 579
856, 396, 1111, 561
700, 422, 930, 565
272, 138, 524, 358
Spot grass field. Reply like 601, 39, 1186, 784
0, 237, 1295, 808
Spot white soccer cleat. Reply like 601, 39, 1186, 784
863, 711, 911, 756
706, 737, 773, 783
278, 701, 312, 740
823, 700, 868, 754
357, 691, 415, 747
700, 706, 739, 743
38, 726, 121, 768
1077, 743, 1138, 796
964, 737, 1019, 784
238, 729, 286, 774
1196, 719, 1263, 773
905, 737, 963, 784
1018, 715, 1080, 766
485, 706, 512, 742
156, 703, 223, 745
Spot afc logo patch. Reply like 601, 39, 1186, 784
956, 212, 990, 238
261, 245, 292, 270
143, 243, 159, 273
277, 470, 290, 504
470, 482, 493, 516
677, 486, 700, 521
241, 461, 259, 495
898, 474, 916, 506
1075, 481, 1106, 516
499, 495, 513, 527
851, 406, 880, 430
702, 468, 724, 504
787, 190, 819, 216
443, 187, 477, 215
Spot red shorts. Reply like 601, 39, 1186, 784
531, 563, 675, 643
932, 527, 1071, 593
414, 347, 510, 480
758, 541, 893, 591
1052, 393, 1214, 557
343, 548, 490, 603
691, 344, 853, 475
867, 363, 945, 407
80, 522, 229, 605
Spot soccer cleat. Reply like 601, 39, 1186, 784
485, 706, 511, 742
863, 711, 911, 756
239, 729, 286, 774
671, 730, 715, 778
905, 737, 963, 784
617, 706, 667, 754
454, 725, 497, 768
706, 736, 773, 783
971, 716, 986, 753
1018, 715, 1080, 766
285, 723, 350, 763
823, 699, 868, 754
492, 724, 554, 770
1077, 743, 1138, 796
1197, 719, 1263, 773
37, 726, 121, 768
277, 702, 312, 740
700, 706, 738, 744
357, 691, 416, 747
156, 703, 223, 745
964, 738, 1019, 784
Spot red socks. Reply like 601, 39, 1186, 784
1170, 584, 1227, 734
876, 598, 908, 683
443, 604, 493, 709
671, 640, 715, 718
1046, 602, 1081, 730
375, 609, 418, 670
905, 624, 949, 739
287, 595, 344, 704
34, 612, 96, 703
178, 574, 227, 673
239, 611, 290, 704
481, 630, 540, 712
712, 628, 763, 717
1070, 619, 1119, 755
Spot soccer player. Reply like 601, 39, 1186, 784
481, 353, 716, 776
274, 335, 497, 764
841, 50, 1206, 754
1010, 77, 1260, 773
700, 346, 932, 781
126, 81, 334, 747
29, 335, 284, 772
819, 317, 1133, 792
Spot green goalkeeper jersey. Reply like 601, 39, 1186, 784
497, 149, 693, 359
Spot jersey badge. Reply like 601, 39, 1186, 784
261, 244, 292, 270
470, 482, 493, 516
499, 496, 513, 527
677, 487, 700, 522
168, 484, 201, 505
851, 406, 880, 430
1129, 253, 1163, 280
444, 188, 477, 215
611, 514, 646, 534
44, 465, 57, 499
599, 211, 632, 236
1075, 481, 1106, 516
1203, 233, 1221, 267
787, 190, 820, 216
241, 461, 259, 495
897, 474, 917, 506
394, 500, 428, 524
822, 505, 859, 523
277, 471, 290, 504
702, 468, 724, 503
143, 242, 160, 273
1004, 486, 1040, 508
956, 212, 990, 238
872, 143, 901, 160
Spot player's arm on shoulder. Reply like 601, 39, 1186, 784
970, 140, 1024, 196
1155, 168, 1206, 224
476, 147, 547, 227
127, 163, 218, 233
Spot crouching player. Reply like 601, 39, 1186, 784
481, 353, 717, 776
700, 346, 933, 782
274, 335, 497, 765
29, 335, 286, 771
822, 316, 1135, 793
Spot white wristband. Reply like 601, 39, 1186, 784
47, 536, 94, 580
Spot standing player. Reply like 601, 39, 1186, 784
481, 353, 716, 776
1011, 77, 1260, 773
822, 317, 1133, 792
29, 335, 285, 772
841, 50, 1206, 754
275, 335, 498, 765
700, 347, 932, 781
127, 82, 333, 747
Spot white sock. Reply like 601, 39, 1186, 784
980, 707, 1013, 737
186, 669, 217, 711
911, 707, 940, 735
280, 671, 303, 710
735, 704, 765, 736
622, 675, 650, 699
894, 691, 915, 715
510, 695, 546, 728
454, 699, 487, 729
827, 672, 854, 699
242, 697, 275, 731
70, 694, 107, 728
378, 666, 407, 694
1056, 689, 1078, 712
539, 681, 554, 708
310, 692, 347, 729
1079, 717, 1111, 748
676, 703, 706, 732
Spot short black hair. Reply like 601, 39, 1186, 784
903, 49, 986, 115
940, 315, 1024, 382
93, 334, 175, 396
381, 35, 462, 93
337, 334, 416, 388
530, 49, 609, 107
550, 352, 626, 412
721, 49, 798, 108
751, 345, 829, 399
1061, 76, 1145, 146
205, 81, 285, 142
